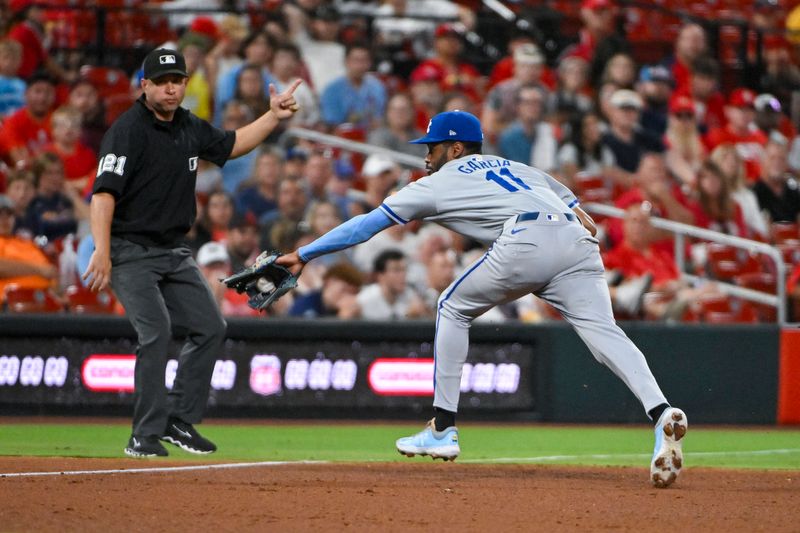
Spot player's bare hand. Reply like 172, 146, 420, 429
269, 79, 302, 120
274, 250, 305, 276
82, 249, 112, 292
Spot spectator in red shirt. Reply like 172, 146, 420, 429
663, 94, 706, 189
408, 64, 445, 133
704, 88, 768, 183
43, 106, 96, 196
674, 55, 725, 135
409, 23, 484, 104
565, 0, 618, 63
666, 23, 708, 94
604, 203, 719, 320
6, 0, 72, 82
488, 30, 556, 90
688, 160, 748, 237
0, 72, 55, 166
609, 152, 695, 254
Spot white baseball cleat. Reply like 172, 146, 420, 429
650, 407, 687, 488
396, 418, 460, 461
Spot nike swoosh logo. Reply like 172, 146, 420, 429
510, 227, 527, 235
173, 425, 192, 439
133, 438, 140, 447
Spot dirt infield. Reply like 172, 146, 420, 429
1, 457, 799, 532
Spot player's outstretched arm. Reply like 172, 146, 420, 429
230, 79, 302, 159
573, 205, 597, 237
275, 208, 395, 273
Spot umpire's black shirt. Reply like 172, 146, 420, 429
93, 95, 235, 247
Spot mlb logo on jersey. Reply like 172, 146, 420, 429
159, 54, 176, 65
546, 213, 560, 221
189, 157, 198, 171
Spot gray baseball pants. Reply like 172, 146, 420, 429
433, 213, 668, 415
110, 237, 226, 438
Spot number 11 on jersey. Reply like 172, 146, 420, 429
485, 168, 531, 192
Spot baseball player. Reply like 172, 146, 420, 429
276, 111, 687, 488
82, 47, 301, 458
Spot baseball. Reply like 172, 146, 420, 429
256, 277, 275, 293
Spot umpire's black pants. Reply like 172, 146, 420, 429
110, 237, 226, 438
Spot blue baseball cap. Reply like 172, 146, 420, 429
409, 111, 484, 144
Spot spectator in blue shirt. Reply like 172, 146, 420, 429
214, 31, 277, 126
235, 148, 283, 221
0, 39, 26, 118
497, 84, 558, 171
319, 42, 387, 131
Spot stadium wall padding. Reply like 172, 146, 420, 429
0, 316, 781, 424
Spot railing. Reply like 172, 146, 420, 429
584, 203, 788, 324
285, 127, 789, 324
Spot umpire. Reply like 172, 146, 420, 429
82, 48, 301, 457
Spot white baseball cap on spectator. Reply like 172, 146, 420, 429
610, 89, 644, 110
362, 155, 397, 178
197, 241, 229, 267
513, 43, 544, 65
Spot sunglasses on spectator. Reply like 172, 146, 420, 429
674, 112, 695, 120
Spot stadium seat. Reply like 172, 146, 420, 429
778, 241, 800, 266
772, 222, 799, 243
573, 174, 606, 195
696, 293, 733, 314
4, 286, 64, 313
104, 93, 136, 126
707, 256, 762, 281
733, 272, 778, 322
65, 285, 117, 314
706, 243, 738, 264
734, 272, 777, 294
79, 65, 131, 99
704, 307, 758, 324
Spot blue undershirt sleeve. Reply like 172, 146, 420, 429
297, 208, 394, 262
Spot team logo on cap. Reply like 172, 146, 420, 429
159, 54, 176, 64
449, 130, 457, 136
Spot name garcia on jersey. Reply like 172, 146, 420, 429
457, 157, 511, 174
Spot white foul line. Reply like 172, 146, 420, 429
0, 460, 328, 478
460, 448, 800, 463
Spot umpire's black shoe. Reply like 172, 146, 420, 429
124, 435, 169, 458
161, 418, 217, 454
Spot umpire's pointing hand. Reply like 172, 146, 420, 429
82, 249, 111, 292
269, 79, 303, 120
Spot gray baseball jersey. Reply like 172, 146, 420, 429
380, 155, 579, 245
376, 153, 667, 419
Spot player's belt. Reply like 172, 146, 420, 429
516, 211, 575, 223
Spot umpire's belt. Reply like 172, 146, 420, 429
516, 211, 575, 223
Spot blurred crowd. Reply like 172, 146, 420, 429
1, 0, 800, 322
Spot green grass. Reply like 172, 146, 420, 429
1, 422, 799, 470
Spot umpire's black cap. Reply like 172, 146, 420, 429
143, 48, 188, 80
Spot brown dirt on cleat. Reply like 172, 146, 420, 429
674, 424, 686, 441
663, 424, 674, 437
654, 457, 665, 468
